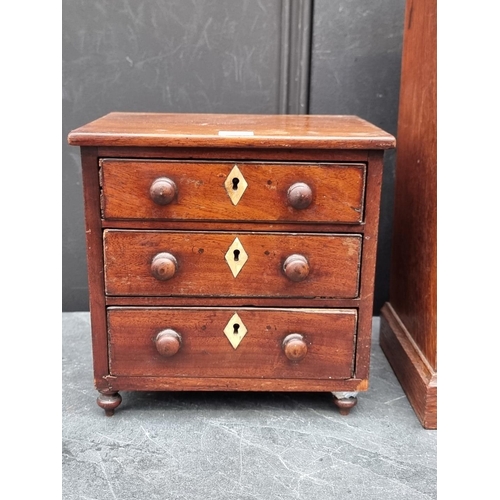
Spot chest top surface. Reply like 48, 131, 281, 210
67, 112, 396, 150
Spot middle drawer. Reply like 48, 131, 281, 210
103, 230, 362, 298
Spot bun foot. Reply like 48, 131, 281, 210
97, 391, 122, 416
332, 391, 358, 415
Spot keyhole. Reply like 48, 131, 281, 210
232, 177, 240, 190
233, 249, 240, 261
233, 323, 240, 335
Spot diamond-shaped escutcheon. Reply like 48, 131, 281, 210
225, 237, 248, 277
224, 165, 248, 205
223, 313, 248, 349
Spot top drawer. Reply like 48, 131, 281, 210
100, 160, 366, 224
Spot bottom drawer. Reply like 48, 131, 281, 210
108, 307, 357, 379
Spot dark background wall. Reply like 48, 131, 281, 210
62, 0, 405, 313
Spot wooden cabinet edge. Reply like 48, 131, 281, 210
380, 303, 437, 429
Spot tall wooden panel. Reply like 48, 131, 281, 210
379, 0, 437, 429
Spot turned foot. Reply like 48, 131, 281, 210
97, 391, 122, 416
332, 391, 358, 415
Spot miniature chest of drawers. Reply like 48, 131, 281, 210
68, 113, 395, 416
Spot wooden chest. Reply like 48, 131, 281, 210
68, 113, 395, 416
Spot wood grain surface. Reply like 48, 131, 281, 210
100, 160, 366, 224
388, 0, 437, 369
101, 376, 368, 393
380, 0, 437, 428
108, 307, 357, 379
380, 303, 437, 429
103, 230, 362, 298
96, 146, 370, 162
68, 113, 396, 149
79, 147, 109, 386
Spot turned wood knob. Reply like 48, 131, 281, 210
283, 254, 310, 282
282, 334, 308, 362
287, 182, 313, 209
151, 252, 178, 281
155, 329, 182, 357
150, 177, 177, 205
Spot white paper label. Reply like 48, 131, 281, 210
218, 130, 255, 137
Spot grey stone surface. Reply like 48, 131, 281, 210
62, 313, 436, 499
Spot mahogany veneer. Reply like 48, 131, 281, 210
68, 113, 395, 416
379, 0, 437, 429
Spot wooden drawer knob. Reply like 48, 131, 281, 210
287, 182, 312, 209
282, 333, 308, 362
150, 177, 177, 205
155, 329, 182, 357
283, 254, 310, 282
151, 252, 178, 281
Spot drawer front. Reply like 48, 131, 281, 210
108, 308, 357, 379
103, 230, 362, 298
100, 160, 366, 224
